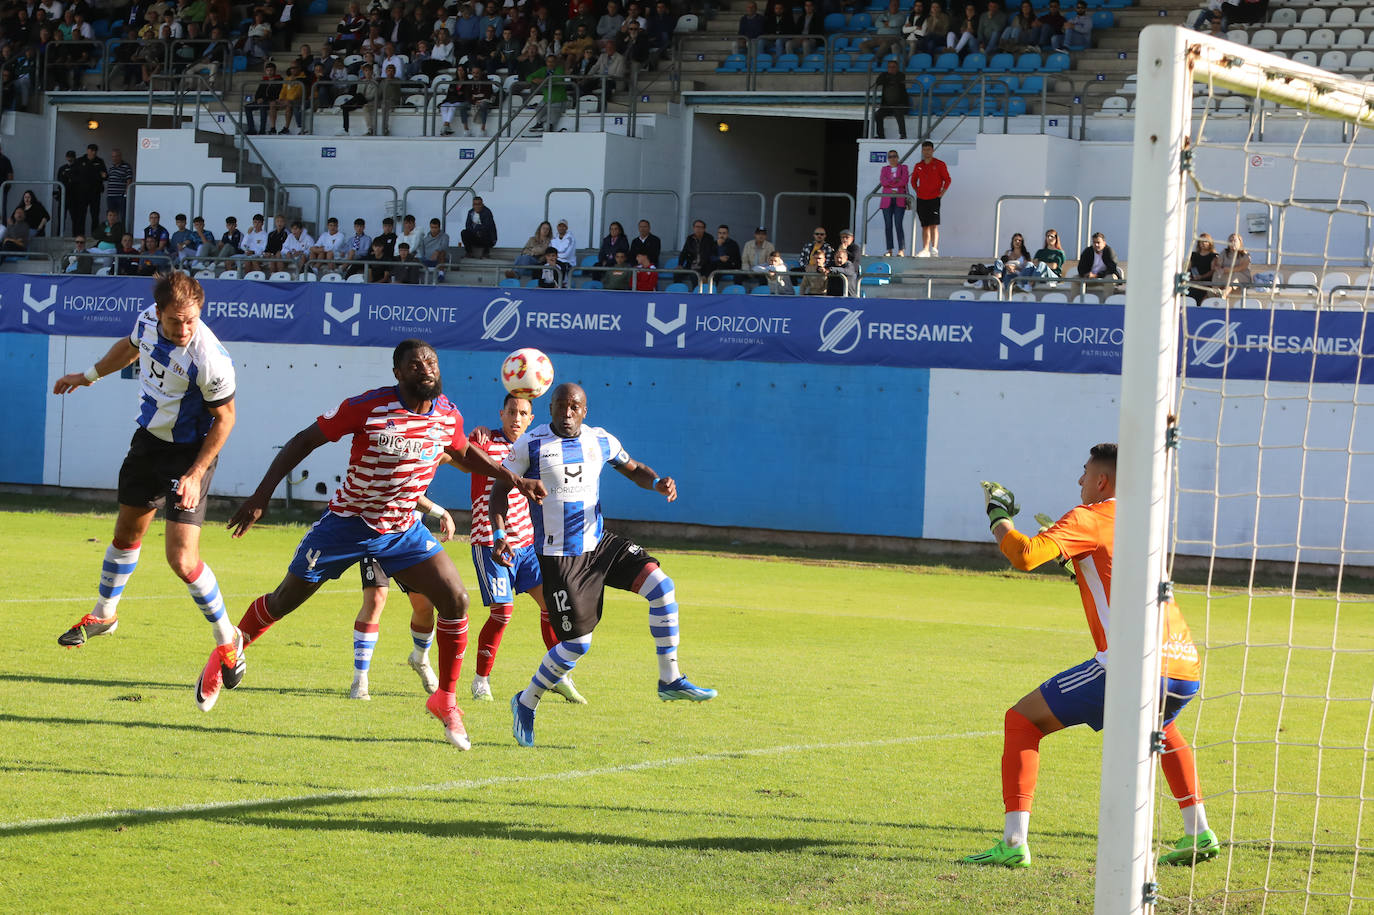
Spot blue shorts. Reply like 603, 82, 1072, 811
471, 542, 542, 606
1040, 657, 1200, 733
287, 511, 445, 583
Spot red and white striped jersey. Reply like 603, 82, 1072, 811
317, 386, 465, 534
469, 431, 534, 548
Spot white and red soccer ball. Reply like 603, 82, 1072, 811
500, 347, 554, 398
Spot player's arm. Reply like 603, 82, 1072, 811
613, 455, 676, 502
415, 493, 455, 542
444, 440, 545, 504
52, 337, 138, 394
174, 398, 235, 511
227, 422, 330, 537
488, 478, 515, 567
981, 481, 1066, 571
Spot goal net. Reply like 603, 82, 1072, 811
1100, 26, 1374, 915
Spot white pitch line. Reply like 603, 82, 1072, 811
0, 730, 998, 833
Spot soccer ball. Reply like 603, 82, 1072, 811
500, 348, 554, 398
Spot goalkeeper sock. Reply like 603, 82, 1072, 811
1159, 722, 1209, 833
1004, 811, 1030, 849
1182, 803, 1210, 837
1001, 708, 1043, 839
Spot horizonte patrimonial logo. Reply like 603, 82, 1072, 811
322, 290, 362, 336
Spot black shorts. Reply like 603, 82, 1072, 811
538, 532, 658, 640
359, 557, 410, 592
915, 196, 941, 227
116, 427, 217, 527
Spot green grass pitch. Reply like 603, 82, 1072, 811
1, 503, 1371, 913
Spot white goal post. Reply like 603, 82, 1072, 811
1098, 25, 1374, 915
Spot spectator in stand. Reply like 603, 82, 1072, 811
828, 246, 858, 296
1062, 0, 1092, 51
438, 70, 468, 135
948, 2, 979, 54
1025, 227, 1066, 284
264, 212, 289, 271
479, 0, 507, 39
572, 47, 608, 95
1003, 1, 1036, 49
764, 250, 794, 294
92, 208, 126, 255
911, 139, 951, 257
392, 242, 421, 284
800, 247, 828, 295
295, 44, 319, 74
20, 190, 50, 237
418, 217, 451, 280
989, 231, 1031, 288
878, 150, 910, 256
551, 216, 577, 283
69, 143, 106, 237
515, 41, 545, 78
604, 249, 633, 289
271, 62, 306, 133
634, 250, 658, 290
629, 218, 661, 267
1216, 233, 1251, 299
679, 219, 716, 280
361, 238, 391, 282
1031, 0, 1066, 50
873, 59, 908, 141
464, 65, 496, 135
513, 219, 553, 274
0, 206, 30, 263
169, 213, 196, 262
528, 54, 568, 131
736, 1, 764, 54
538, 246, 564, 288
281, 219, 314, 272
787, 0, 823, 56
64, 234, 96, 274
275, 0, 299, 53
55, 149, 75, 236
904, 0, 948, 54
374, 216, 398, 258
741, 226, 775, 272
379, 41, 405, 81
230, 213, 261, 265
138, 235, 170, 275
837, 229, 859, 262
104, 148, 133, 225
798, 226, 833, 270
247, 61, 282, 134
529, 6, 556, 46
461, 196, 498, 258
339, 62, 378, 135
1220, 0, 1267, 29
562, 22, 593, 66
596, 0, 625, 52
189, 25, 230, 80
112, 233, 143, 275
1187, 233, 1218, 305
1076, 231, 1122, 283
142, 211, 170, 256
975, 0, 1007, 54
860, 0, 906, 57
310, 216, 347, 265
496, 27, 523, 72
396, 213, 421, 255
189, 216, 217, 263
453, 5, 482, 52
245, 11, 273, 62
710, 224, 742, 279
615, 19, 652, 86
431, 28, 457, 67
597, 220, 630, 266
647, 1, 678, 54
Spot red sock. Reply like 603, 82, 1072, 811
1159, 721, 1203, 808
538, 606, 558, 650
237, 594, 279, 645
476, 605, 512, 677
1002, 708, 1044, 813
435, 616, 469, 693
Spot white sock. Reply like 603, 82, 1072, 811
186, 562, 236, 645
473, 673, 489, 685
1182, 804, 1210, 836
1004, 810, 1030, 847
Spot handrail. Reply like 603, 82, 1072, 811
279, 183, 322, 234
41, 40, 106, 92
0, 252, 59, 275
859, 190, 912, 254
560, 263, 705, 291
602, 189, 681, 250
993, 194, 1084, 262
402, 185, 477, 235
324, 184, 401, 229
125, 181, 196, 231
1281, 198, 1373, 268
544, 188, 597, 253
303, 256, 436, 283
686, 192, 766, 249
198, 181, 270, 226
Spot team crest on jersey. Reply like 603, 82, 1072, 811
385, 419, 396, 429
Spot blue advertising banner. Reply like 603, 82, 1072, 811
1, 275, 1369, 383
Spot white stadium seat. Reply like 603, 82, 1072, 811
320, 272, 344, 282
1298, 8, 1326, 27
1287, 270, 1320, 288
1308, 28, 1336, 48
1361, 8, 1374, 27
346, 273, 366, 283
1329, 7, 1356, 28
1250, 29, 1279, 50
1270, 8, 1297, 27
1321, 272, 1351, 294
949, 289, 975, 300
243, 270, 266, 280
217, 269, 238, 279
978, 290, 1002, 300
1101, 95, 1127, 114
1292, 50, 1319, 66
1319, 50, 1348, 70
95, 265, 111, 276
1040, 292, 1069, 302
1279, 29, 1308, 50
1104, 293, 1127, 305
1011, 291, 1036, 301
1226, 29, 1250, 44
268, 271, 294, 282
1334, 28, 1365, 50
194, 269, 215, 279
1073, 292, 1100, 304
1199, 296, 1228, 308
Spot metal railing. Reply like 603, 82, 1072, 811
686, 192, 767, 250
993, 195, 1084, 263
125, 181, 196, 234
771, 191, 857, 254
602, 189, 681, 250
402, 185, 476, 236
544, 188, 597, 253
304, 256, 437, 283
558, 263, 704, 291
198, 181, 269, 225
325, 184, 401, 231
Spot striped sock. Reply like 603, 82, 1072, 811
94, 539, 141, 619
520, 634, 592, 709
476, 604, 513, 677
185, 561, 235, 645
353, 622, 379, 674
237, 594, 279, 645
435, 616, 469, 693
411, 626, 433, 654
638, 566, 681, 684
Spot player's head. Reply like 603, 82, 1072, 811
500, 393, 534, 440
549, 382, 587, 439
392, 338, 441, 400
1079, 442, 1117, 504
152, 272, 204, 346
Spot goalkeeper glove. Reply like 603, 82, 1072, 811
1034, 512, 1077, 583
981, 480, 1019, 529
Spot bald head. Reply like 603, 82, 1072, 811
550, 382, 587, 438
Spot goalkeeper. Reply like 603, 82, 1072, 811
963, 443, 1219, 869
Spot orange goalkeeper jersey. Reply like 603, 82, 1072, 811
999, 498, 1200, 681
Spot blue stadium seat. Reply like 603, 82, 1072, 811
92, 18, 111, 37
753, 53, 774, 71
985, 76, 1010, 95
798, 53, 826, 72
308, 0, 327, 11
933, 76, 963, 95
1102, 0, 1130, 7
499, 278, 520, 287
751, 284, 772, 295
910, 73, 936, 95
945, 98, 971, 115
986, 52, 1014, 72
525, 279, 540, 287
932, 52, 959, 72
906, 52, 932, 72
958, 52, 986, 72
721, 284, 747, 295
716, 54, 747, 73
1092, 10, 1114, 28
664, 254, 679, 269
1011, 51, 1042, 73
823, 12, 848, 30
851, 52, 876, 71
1043, 51, 1071, 72
1004, 96, 1028, 116
232, 54, 248, 72
850, 12, 873, 30
831, 53, 853, 71
665, 282, 691, 293
579, 279, 604, 289
881, 53, 901, 66
1017, 74, 1044, 94
773, 53, 800, 72
860, 262, 891, 290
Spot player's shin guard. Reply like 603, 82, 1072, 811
1160, 721, 1210, 833
237, 594, 280, 645
637, 566, 680, 684
476, 605, 512, 677
435, 616, 469, 694
184, 561, 235, 645
1001, 709, 1043, 845
94, 538, 141, 619
353, 622, 379, 674
520, 634, 592, 709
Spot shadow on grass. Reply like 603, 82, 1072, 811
0, 672, 349, 700
0, 712, 433, 746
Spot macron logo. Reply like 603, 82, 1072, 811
322, 291, 361, 336
999, 312, 1044, 361
644, 302, 686, 349
22, 283, 59, 326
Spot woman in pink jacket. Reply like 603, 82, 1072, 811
879, 150, 910, 257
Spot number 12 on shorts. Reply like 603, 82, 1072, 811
553, 590, 572, 631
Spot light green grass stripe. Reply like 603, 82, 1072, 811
0, 729, 998, 834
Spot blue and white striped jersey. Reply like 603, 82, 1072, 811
502, 423, 630, 556
128, 306, 236, 444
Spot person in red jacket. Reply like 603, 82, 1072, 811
910, 139, 951, 257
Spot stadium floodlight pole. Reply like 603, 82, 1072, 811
1096, 24, 1192, 915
